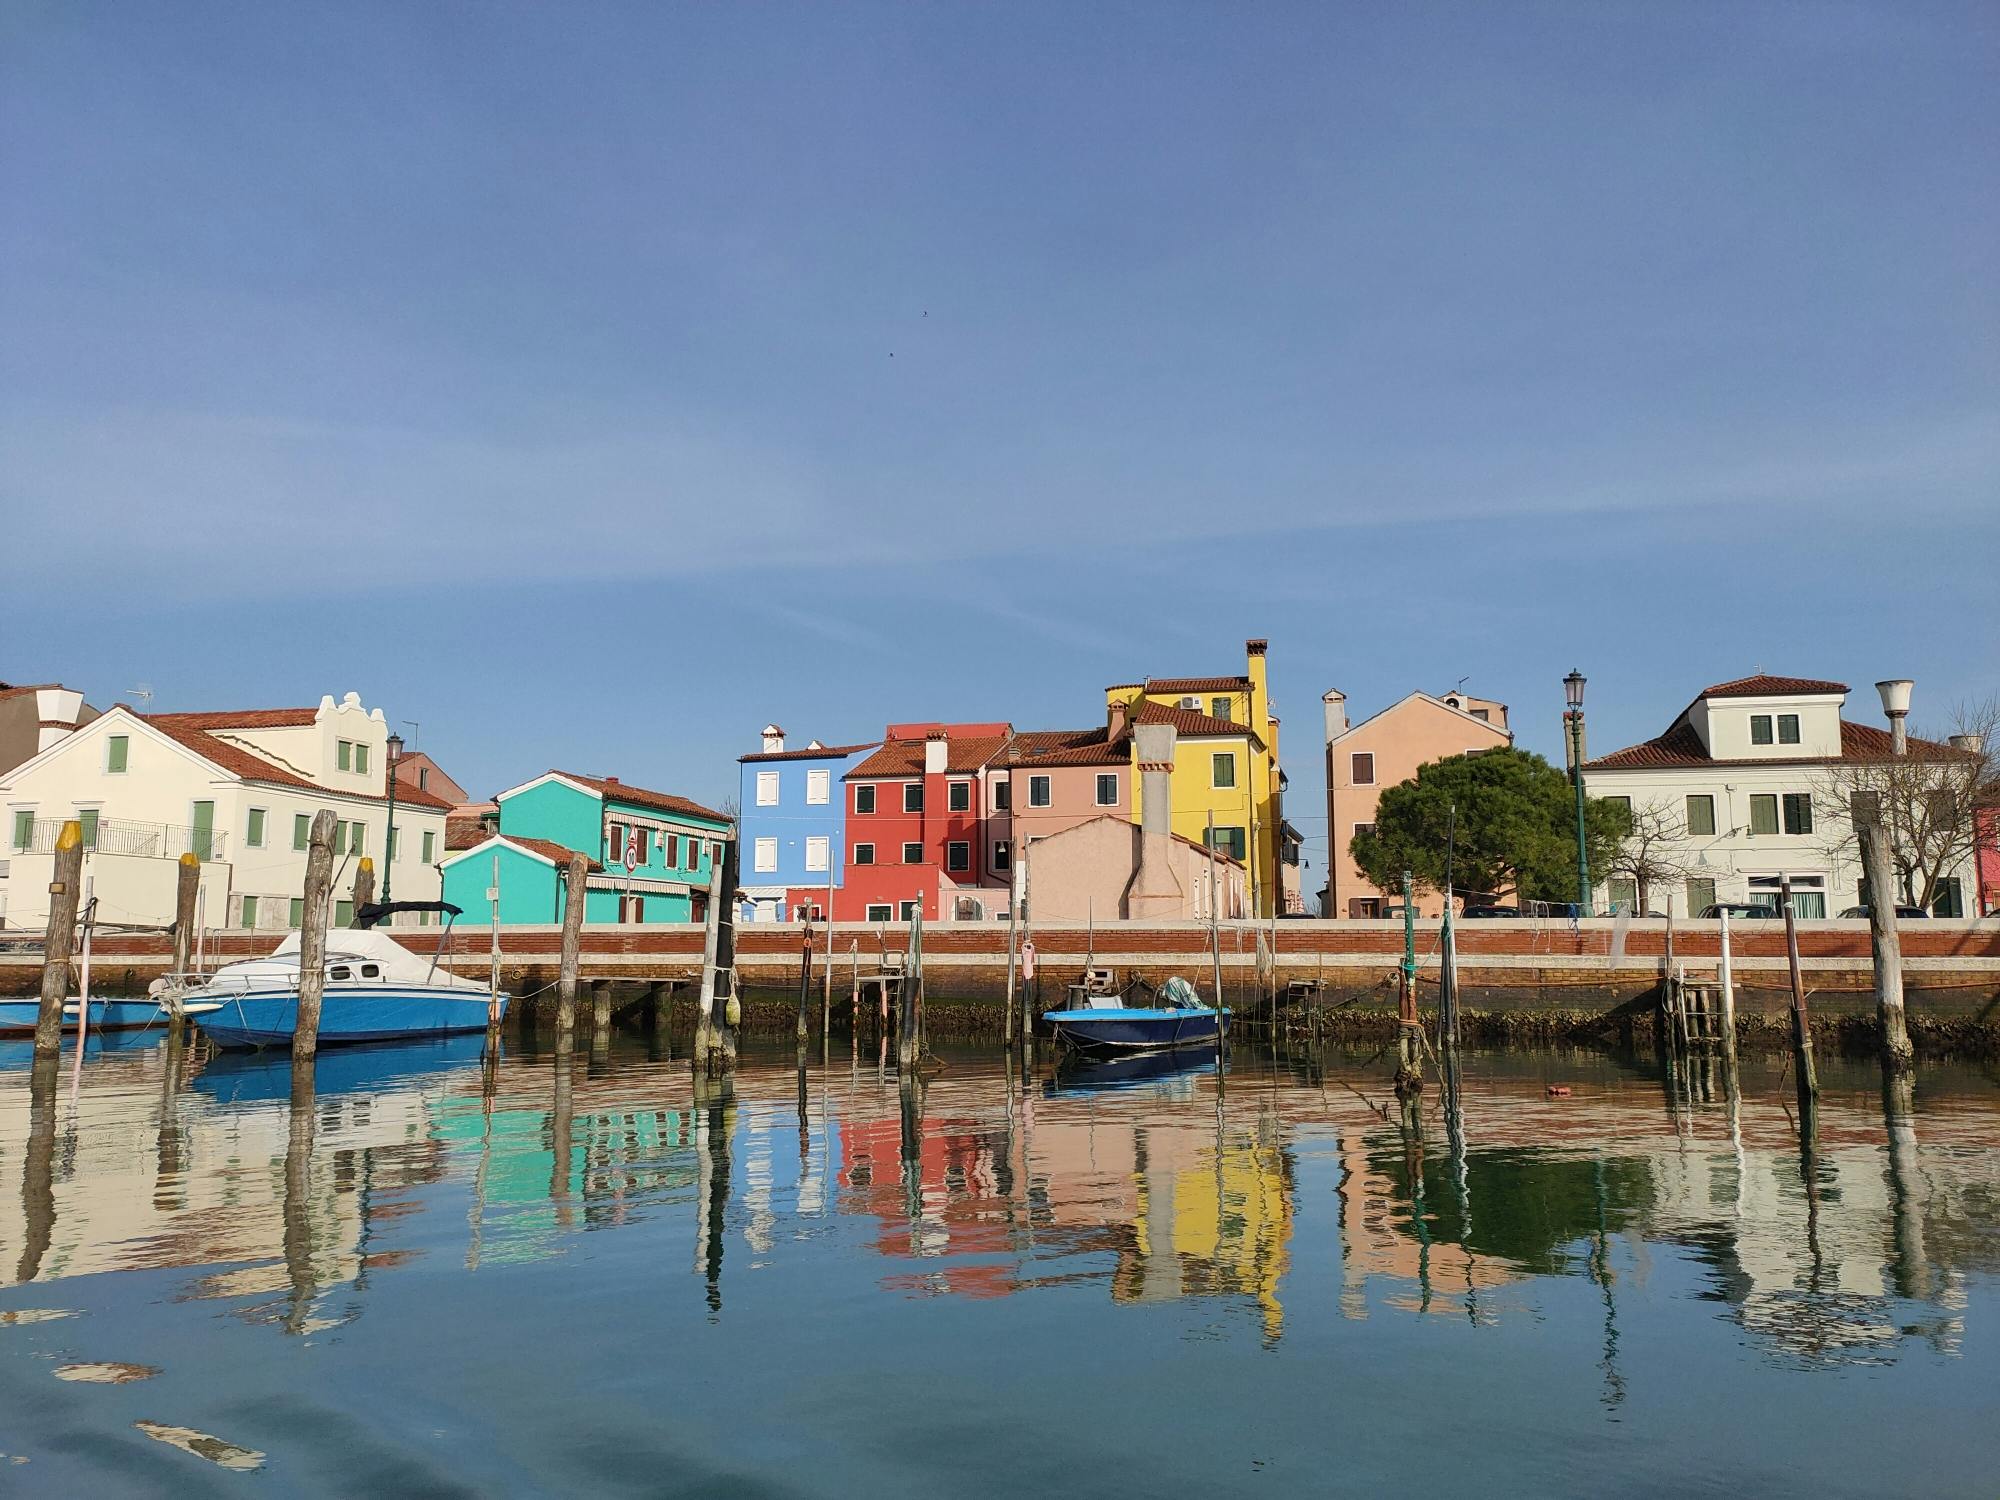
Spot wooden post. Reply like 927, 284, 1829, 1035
1004, 873, 1019, 1051
796, 918, 814, 1059
897, 908, 921, 1073
1394, 869, 1421, 1100
67, 877, 97, 1100
1851, 793, 1915, 1074
592, 979, 613, 1035
1780, 874, 1820, 1128
850, 942, 861, 1062
350, 856, 376, 921
556, 853, 588, 1042
1717, 907, 1739, 1079
292, 810, 338, 1082
486, 854, 503, 1032
33, 820, 84, 1062
171, 852, 201, 979
1207, 810, 1225, 1029
1016, 838, 1033, 1052
694, 839, 740, 1074
823, 881, 836, 1048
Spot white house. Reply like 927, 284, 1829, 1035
0, 693, 453, 932
1582, 674, 1980, 919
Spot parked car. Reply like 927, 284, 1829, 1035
1461, 905, 1520, 918
1698, 903, 1780, 919
1836, 904, 1930, 920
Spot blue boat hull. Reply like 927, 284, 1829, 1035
192, 987, 508, 1049
1041, 1006, 1224, 1054
0, 998, 165, 1034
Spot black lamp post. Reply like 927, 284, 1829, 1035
1564, 670, 1592, 915
383, 732, 404, 902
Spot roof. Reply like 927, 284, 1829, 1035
1144, 676, 1252, 695
1700, 675, 1850, 700
549, 770, 731, 824
0, 682, 62, 700
738, 742, 878, 764
149, 708, 321, 729
445, 814, 490, 851
440, 832, 605, 872
1004, 728, 1128, 768
1133, 698, 1264, 747
1326, 690, 1515, 749
846, 734, 1012, 779
141, 712, 455, 808
1585, 717, 1965, 772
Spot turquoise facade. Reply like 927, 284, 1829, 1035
441, 774, 731, 927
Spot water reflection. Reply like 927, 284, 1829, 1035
1, 1035, 1994, 1383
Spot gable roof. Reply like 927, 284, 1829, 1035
1144, 675, 1252, 695
139, 711, 456, 808
1700, 675, 1849, 700
1586, 716, 1964, 771
739, 741, 879, 764
1327, 690, 1515, 749
1133, 698, 1264, 747
1004, 727, 1128, 768
149, 708, 321, 729
547, 770, 731, 824
440, 832, 604, 872
846, 734, 1012, 779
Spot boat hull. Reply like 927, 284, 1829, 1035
0, 998, 166, 1035
190, 987, 508, 1049
1042, 1007, 1223, 1054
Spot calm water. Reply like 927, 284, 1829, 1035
1, 1028, 1996, 1497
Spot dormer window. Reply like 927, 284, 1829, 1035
1778, 714, 1800, 745
1750, 715, 1773, 745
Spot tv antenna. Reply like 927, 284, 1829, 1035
402, 719, 421, 748
126, 684, 154, 707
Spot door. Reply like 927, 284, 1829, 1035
191, 801, 216, 862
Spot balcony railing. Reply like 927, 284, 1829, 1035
10, 816, 229, 862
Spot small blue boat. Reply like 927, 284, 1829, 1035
1043, 976, 1225, 1054
1049, 1043, 1219, 1095
0, 996, 168, 1035
184, 902, 507, 1050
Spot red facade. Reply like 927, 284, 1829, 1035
834, 722, 1011, 922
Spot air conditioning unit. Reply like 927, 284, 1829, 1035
1180, 696, 1202, 710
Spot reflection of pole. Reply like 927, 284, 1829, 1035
18, 1060, 59, 1283
1591, 1154, 1625, 1411
1781, 875, 1820, 1141
550, 1039, 575, 1230
694, 1070, 735, 1314
281, 1071, 318, 1334
67, 879, 96, 1104
1881, 1071, 1930, 1300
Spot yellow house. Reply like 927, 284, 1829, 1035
1107, 638, 1288, 916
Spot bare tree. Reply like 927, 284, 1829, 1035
1605, 798, 1700, 914
1813, 696, 2000, 911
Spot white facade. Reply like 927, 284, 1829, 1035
0, 693, 448, 932
1583, 680, 1980, 919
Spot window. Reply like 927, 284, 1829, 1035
635, 829, 652, 865
1778, 714, 1800, 745
1470, 708, 1490, 723
866, 904, 893, 922
1028, 775, 1052, 808
334, 900, 354, 927
355, 743, 369, 775
1354, 822, 1375, 841
1686, 794, 1716, 836
387, 827, 400, 862
418, 768, 429, 791
948, 780, 971, 812
1751, 874, 1825, 918
294, 813, 310, 850
422, 830, 436, 863
1686, 878, 1717, 915
288, 897, 303, 929
903, 783, 923, 813
946, 841, 970, 873
689, 838, 703, 870
10, 811, 31, 853
106, 735, 129, 773
902, 842, 924, 864
1782, 793, 1813, 835
806, 769, 830, 805
855, 784, 876, 814
664, 833, 679, 868
347, 821, 364, 855
338, 740, 353, 771
246, 808, 266, 848
805, 836, 829, 872
330, 965, 351, 981
1603, 795, 1631, 813
899, 900, 920, 921
1351, 753, 1374, 785
755, 771, 780, 806
1212, 752, 1237, 789
993, 780, 1011, 811
1931, 878, 1964, 918
240, 895, 259, 928
1749, 794, 1779, 835
1095, 773, 1119, 806
853, 843, 875, 866
608, 822, 626, 861
191, 802, 216, 861
992, 840, 1011, 872
1211, 697, 1232, 722
753, 837, 778, 873
1750, 715, 1774, 746
1607, 877, 1637, 913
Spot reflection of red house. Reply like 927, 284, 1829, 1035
838, 1115, 1018, 1298
836, 723, 1012, 923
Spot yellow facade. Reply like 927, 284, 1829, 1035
1108, 639, 1284, 916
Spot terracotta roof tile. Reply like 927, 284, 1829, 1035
1144, 676, 1252, 695
141, 713, 455, 808
445, 815, 490, 851
738, 742, 879, 763
1585, 717, 1965, 771
149, 708, 321, 728
847, 741, 925, 778
552, 771, 731, 825
501, 836, 604, 871
846, 732, 1012, 778
1134, 698, 1264, 747
1005, 728, 1128, 767
1700, 675, 1850, 699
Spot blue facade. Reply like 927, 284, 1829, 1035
736, 740, 877, 920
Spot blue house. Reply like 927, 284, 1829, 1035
736, 725, 879, 922
440, 770, 733, 926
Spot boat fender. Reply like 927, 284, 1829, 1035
1020, 941, 1036, 981
726, 995, 741, 1025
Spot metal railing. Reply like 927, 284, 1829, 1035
10, 816, 229, 862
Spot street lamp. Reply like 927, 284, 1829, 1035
1564, 669, 1592, 916
383, 732, 404, 902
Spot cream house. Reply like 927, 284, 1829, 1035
1582, 675, 1981, 919
0, 692, 452, 932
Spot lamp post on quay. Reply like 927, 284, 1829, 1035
1564, 669, 1592, 916
383, 732, 404, 903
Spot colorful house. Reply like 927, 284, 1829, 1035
736, 725, 880, 923
440, 770, 732, 926
838, 723, 1014, 922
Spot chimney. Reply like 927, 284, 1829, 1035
33, 689, 86, 755
1876, 680, 1913, 757
924, 732, 948, 775
1246, 638, 1268, 658
1949, 733, 1984, 755
761, 723, 786, 754
1124, 721, 1183, 919
1108, 697, 1130, 737
604, 776, 620, 785
1322, 689, 1348, 745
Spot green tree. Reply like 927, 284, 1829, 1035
1349, 747, 1630, 906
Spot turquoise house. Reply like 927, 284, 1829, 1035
440, 770, 733, 926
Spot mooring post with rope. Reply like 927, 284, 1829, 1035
292, 811, 338, 1085
556, 854, 588, 1044
34, 820, 84, 1064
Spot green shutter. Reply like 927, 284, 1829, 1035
1749, 795, 1778, 836
349, 822, 365, 855
106, 735, 129, 773
355, 743, 369, 775
247, 808, 266, 847
294, 813, 310, 849
1685, 795, 1715, 836
240, 894, 258, 928
422, 830, 435, 862
78, 808, 99, 848
288, 897, 304, 929
338, 740, 351, 771
1686, 878, 1717, 915
1607, 877, 1637, 912
334, 900, 354, 927
12, 811, 33, 851
332, 821, 346, 855
191, 801, 215, 861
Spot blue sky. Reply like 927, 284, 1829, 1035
5, 2, 1995, 887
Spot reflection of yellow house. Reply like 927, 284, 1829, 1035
1109, 638, 1287, 916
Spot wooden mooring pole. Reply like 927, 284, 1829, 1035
486, 853, 504, 1036
1393, 870, 1421, 1102
1716, 907, 1740, 1082
34, 820, 84, 1063
694, 840, 740, 1075
556, 853, 587, 1044
1780, 874, 1820, 1136
350, 857, 375, 921
292, 811, 337, 1085
1851, 793, 1915, 1074
171, 852, 201, 979
796, 919, 814, 1062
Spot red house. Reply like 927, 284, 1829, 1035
836, 722, 1013, 922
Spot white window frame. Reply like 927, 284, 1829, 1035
854, 784, 876, 814
948, 780, 971, 812
902, 841, 924, 865
806, 768, 830, 805
1094, 772, 1119, 806
1028, 775, 1052, 808
1350, 752, 1374, 786
755, 771, 780, 806
805, 835, 829, 872
245, 806, 268, 848
898, 900, 920, 921
753, 837, 778, 874
853, 842, 875, 866
903, 782, 923, 813
866, 904, 893, 923
105, 734, 130, 774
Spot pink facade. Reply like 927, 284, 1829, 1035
1022, 813, 1246, 923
